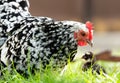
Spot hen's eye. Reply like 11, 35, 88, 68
81, 32, 86, 36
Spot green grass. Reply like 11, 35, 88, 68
1, 60, 120, 83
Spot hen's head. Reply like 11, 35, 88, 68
74, 21, 93, 47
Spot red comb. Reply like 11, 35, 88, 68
85, 21, 93, 40
86, 21, 93, 30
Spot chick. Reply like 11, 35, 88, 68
81, 52, 106, 75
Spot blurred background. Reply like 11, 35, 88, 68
29, 0, 120, 52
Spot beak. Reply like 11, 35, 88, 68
86, 39, 93, 47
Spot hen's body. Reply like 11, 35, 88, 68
1, 17, 79, 72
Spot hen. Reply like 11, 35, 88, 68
0, 0, 93, 74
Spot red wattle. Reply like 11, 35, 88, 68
78, 41, 87, 46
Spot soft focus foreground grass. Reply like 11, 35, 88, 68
0, 55, 120, 83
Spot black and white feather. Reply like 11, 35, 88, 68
0, 0, 30, 46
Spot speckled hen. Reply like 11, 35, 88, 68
0, 0, 93, 74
